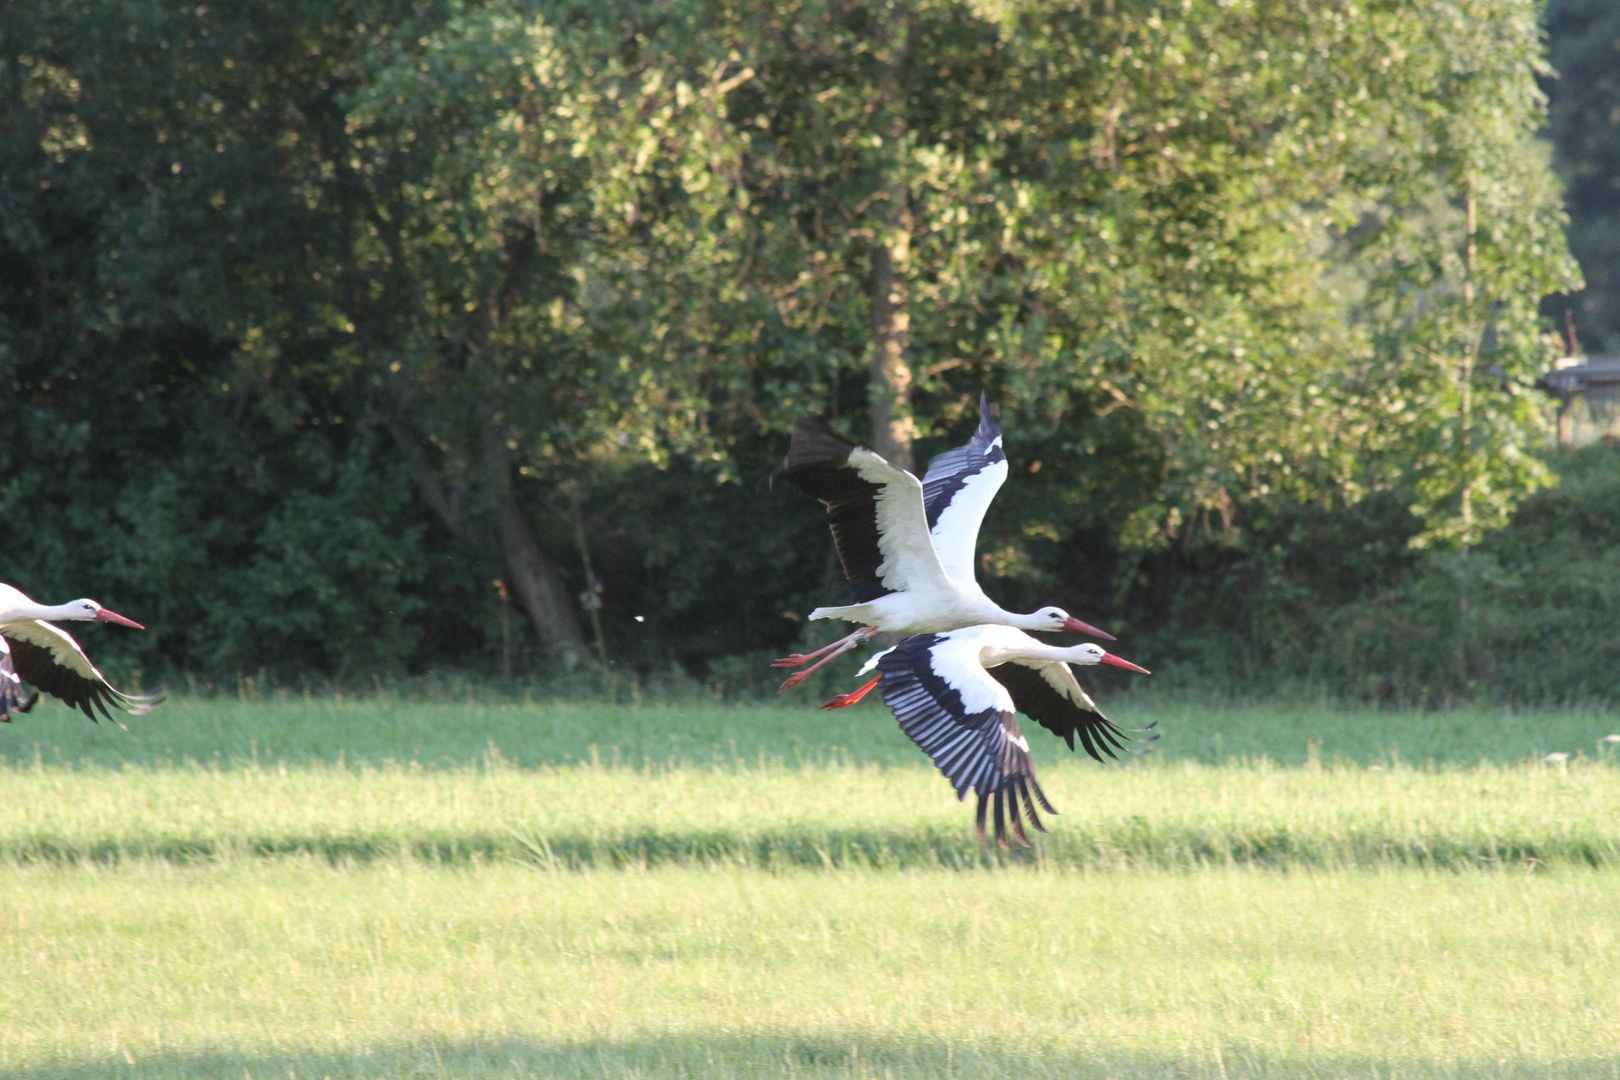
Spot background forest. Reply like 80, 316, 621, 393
1, 0, 1616, 701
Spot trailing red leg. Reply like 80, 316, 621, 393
773, 627, 878, 692
822, 674, 881, 710
771, 635, 848, 669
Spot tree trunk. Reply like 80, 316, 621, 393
869, 199, 915, 471
867, 13, 915, 472
484, 434, 587, 665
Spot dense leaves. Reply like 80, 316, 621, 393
0, 0, 1593, 695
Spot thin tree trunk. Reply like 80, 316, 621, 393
869, 200, 915, 471
1457, 180, 1477, 681
867, 13, 915, 472
484, 434, 587, 665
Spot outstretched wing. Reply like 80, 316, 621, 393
986, 659, 1156, 763
877, 633, 1055, 848
920, 394, 1009, 583
774, 418, 950, 603
2, 621, 164, 722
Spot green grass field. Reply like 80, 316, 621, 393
3, 695, 1619, 1079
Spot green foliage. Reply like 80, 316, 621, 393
1157, 443, 1620, 704
1333, 443, 1620, 701
0, 0, 1589, 694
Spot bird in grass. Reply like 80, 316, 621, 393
772, 396, 1112, 691
850, 624, 1154, 847
0, 584, 163, 723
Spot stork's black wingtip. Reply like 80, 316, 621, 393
975, 391, 1001, 438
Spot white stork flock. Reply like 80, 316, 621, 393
772, 396, 1112, 692
0, 585, 163, 723
858, 625, 1154, 847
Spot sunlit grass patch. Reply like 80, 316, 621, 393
3, 700, 1618, 1078
1, 753, 1617, 872
2, 863, 1617, 1079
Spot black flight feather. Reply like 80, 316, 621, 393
772, 417, 895, 604
3, 633, 163, 723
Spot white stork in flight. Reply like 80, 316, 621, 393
857, 624, 1154, 847
0, 584, 163, 723
772, 395, 1113, 692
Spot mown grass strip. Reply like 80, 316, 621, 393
4, 757, 1617, 872
3, 864, 1618, 1077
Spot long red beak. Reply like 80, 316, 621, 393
95, 608, 145, 630
1062, 616, 1116, 642
1100, 652, 1150, 675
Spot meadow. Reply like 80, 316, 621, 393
3, 694, 1619, 1079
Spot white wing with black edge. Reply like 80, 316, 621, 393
773, 418, 951, 603
985, 658, 1157, 762
876, 631, 1055, 848
1, 621, 163, 723
920, 394, 1009, 584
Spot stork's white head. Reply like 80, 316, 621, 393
1026, 606, 1115, 641
1063, 642, 1151, 674
59, 599, 145, 628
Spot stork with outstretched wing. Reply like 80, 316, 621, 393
853, 624, 1154, 847
0, 585, 163, 723
772, 395, 1112, 694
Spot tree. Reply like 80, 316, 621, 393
343, 3, 757, 663
662, 0, 1576, 577
0, 0, 452, 677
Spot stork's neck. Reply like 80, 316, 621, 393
1000, 606, 1058, 632
986, 637, 1096, 667
0, 602, 86, 625
961, 591, 1024, 627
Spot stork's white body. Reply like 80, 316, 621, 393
774, 400, 1111, 696
772, 400, 1113, 691
804, 445, 1070, 635
856, 623, 1143, 712
860, 623, 1152, 847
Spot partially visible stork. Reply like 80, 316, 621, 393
772, 396, 1113, 690
851, 624, 1154, 847
0, 585, 163, 723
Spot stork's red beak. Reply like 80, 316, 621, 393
95, 608, 145, 630
1100, 652, 1150, 674
1062, 616, 1116, 642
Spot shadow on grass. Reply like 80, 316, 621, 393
3, 1035, 1615, 1080
5, 822, 1617, 872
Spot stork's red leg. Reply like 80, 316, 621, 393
821, 674, 880, 710
773, 626, 873, 669
775, 627, 878, 692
